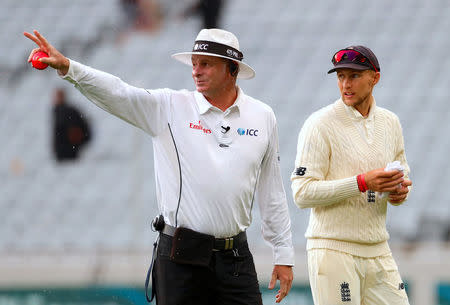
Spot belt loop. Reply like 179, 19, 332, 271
224, 238, 234, 250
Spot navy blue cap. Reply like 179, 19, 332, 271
328, 45, 380, 74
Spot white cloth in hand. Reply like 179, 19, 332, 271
379, 161, 404, 199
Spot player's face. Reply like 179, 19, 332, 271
337, 68, 380, 113
191, 55, 234, 98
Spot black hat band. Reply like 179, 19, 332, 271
192, 40, 243, 61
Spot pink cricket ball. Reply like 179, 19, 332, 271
31, 51, 49, 70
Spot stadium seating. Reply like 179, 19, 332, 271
1, 0, 450, 254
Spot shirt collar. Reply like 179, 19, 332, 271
194, 87, 243, 115
341, 98, 377, 121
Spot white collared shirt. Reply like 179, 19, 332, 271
61, 60, 294, 265
343, 99, 376, 145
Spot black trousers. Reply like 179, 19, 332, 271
153, 233, 263, 305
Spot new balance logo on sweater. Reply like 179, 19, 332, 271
294, 167, 307, 176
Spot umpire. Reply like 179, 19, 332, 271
24, 28, 294, 305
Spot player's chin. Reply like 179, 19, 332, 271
341, 97, 355, 106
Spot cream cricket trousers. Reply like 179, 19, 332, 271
307, 248, 409, 305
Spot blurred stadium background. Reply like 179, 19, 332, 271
1, 0, 449, 304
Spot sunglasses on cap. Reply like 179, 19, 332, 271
332, 49, 378, 72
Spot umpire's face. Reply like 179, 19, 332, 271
336, 68, 380, 110
191, 55, 236, 99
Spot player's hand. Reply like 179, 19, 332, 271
268, 265, 293, 303
364, 168, 404, 192
388, 179, 412, 204
24, 30, 70, 75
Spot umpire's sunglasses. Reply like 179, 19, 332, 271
332, 49, 378, 72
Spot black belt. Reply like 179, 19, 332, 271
161, 224, 247, 251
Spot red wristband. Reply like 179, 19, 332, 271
360, 174, 368, 192
357, 174, 368, 193
357, 174, 363, 192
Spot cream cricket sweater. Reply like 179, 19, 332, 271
291, 98, 410, 257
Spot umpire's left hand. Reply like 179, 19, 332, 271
268, 265, 293, 303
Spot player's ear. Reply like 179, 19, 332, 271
372, 71, 380, 86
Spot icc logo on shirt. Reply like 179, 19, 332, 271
237, 128, 258, 136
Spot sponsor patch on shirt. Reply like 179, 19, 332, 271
189, 120, 211, 134
237, 128, 258, 136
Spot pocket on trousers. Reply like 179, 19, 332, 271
157, 234, 172, 258
308, 249, 328, 276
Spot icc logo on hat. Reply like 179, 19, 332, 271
194, 43, 208, 51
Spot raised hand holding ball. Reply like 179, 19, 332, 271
24, 30, 70, 75
31, 51, 49, 70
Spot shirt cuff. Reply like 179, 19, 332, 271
273, 246, 295, 266
57, 58, 80, 82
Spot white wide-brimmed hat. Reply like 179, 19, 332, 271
172, 29, 255, 79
